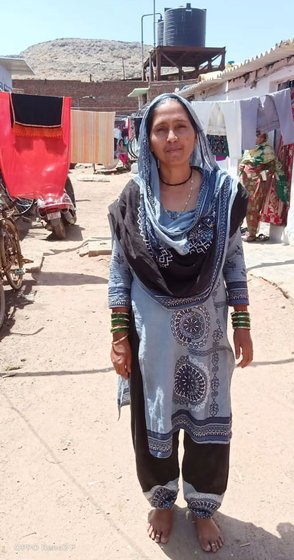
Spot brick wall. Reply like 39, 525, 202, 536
13, 78, 197, 114
13, 79, 146, 114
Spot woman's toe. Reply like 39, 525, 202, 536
155, 532, 161, 543
147, 524, 155, 539
160, 533, 169, 544
217, 535, 224, 547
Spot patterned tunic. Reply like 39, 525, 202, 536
108, 224, 248, 458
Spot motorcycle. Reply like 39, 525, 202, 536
37, 177, 77, 240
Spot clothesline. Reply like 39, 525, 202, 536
191, 88, 294, 159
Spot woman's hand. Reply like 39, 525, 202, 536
111, 338, 132, 379
233, 329, 253, 368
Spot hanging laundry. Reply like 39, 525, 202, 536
257, 89, 294, 144
192, 88, 294, 159
192, 99, 242, 158
0, 92, 71, 199
70, 110, 115, 168
207, 135, 229, 158
239, 97, 259, 150
220, 100, 242, 159
190, 102, 213, 134
10, 93, 63, 137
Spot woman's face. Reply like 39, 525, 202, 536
256, 132, 267, 145
148, 100, 197, 168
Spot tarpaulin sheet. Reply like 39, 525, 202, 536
0, 92, 71, 199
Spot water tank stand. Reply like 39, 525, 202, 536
143, 45, 226, 82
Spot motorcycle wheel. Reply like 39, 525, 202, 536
0, 282, 5, 330
0, 219, 24, 290
51, 217, 66, 240
65, 176, 76, 207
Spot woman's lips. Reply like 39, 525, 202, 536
166, 147, 181, 152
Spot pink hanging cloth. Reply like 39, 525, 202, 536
0, 92, 71, 199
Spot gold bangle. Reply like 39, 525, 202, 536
112, 334, 129, 345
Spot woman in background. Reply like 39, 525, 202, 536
116, 138, 129, 169
239, 132, 288, 242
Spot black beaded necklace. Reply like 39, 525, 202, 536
159, 168, 192, 187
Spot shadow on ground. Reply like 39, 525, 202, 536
16, 217, 84, 243
31, 270, 106, 286
161, 507, 293, 560
0, 278, 37, 342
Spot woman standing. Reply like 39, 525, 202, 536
116, 137, 129, 169
108, 93, 253, 553
239, 132, 288, 242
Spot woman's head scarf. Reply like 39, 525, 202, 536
134, 93, 230, 255
109, 93, 245, 303
240, 133, 276, 166
137, 92, 218, 187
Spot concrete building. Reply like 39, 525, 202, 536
0, 57, 33, 91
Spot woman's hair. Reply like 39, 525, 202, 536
256, 131, 267, 143
146, 94, 199, 138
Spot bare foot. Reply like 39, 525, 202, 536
193, 517, 224, 553
147, 508, 174, 544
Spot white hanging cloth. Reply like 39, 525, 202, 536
191, 88, 294, 158
192, 99, 242, 158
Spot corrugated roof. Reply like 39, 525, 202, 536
180, 39, 294, 97
128, 87, 149, 98
0, 57, 34, 76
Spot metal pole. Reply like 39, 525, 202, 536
153, 0, 156, 48
141, 14, 145, 81
141, 12, 162, 81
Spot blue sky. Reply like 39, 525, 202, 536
1, 0, 294, 64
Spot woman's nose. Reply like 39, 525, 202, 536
167, 129, 177, 141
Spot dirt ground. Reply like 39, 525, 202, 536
0, 166, 294, 560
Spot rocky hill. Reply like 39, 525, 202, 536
18, 38, 152, 81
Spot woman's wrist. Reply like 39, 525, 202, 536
233, 305, 248, 311
110, 307, 130, 341
112, 334, 129, 345
231, 308, 251, 330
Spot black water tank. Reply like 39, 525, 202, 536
164, 4, 206, 47
157, 18, 164, 46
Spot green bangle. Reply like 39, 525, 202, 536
110, 326, 129, 334
111, 312, 129, 317
231, 312, 250, 317
111, 318, 130, 325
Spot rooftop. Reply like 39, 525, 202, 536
0, 56, 34, 76
180, 39, 294, 97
